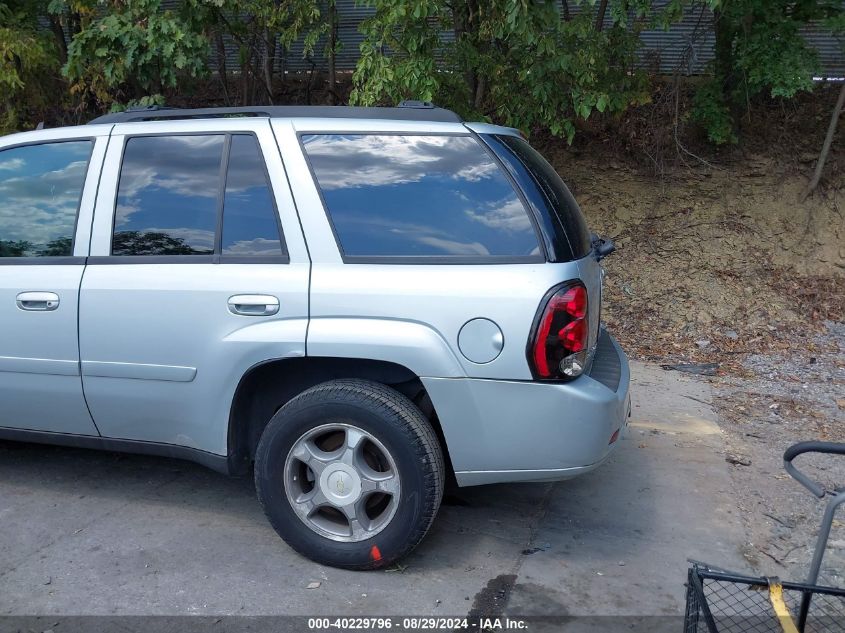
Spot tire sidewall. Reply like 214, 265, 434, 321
256, 398, 432, 569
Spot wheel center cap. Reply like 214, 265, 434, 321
319, 463, 362, 505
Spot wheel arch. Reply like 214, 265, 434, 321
226, 356, 455, 483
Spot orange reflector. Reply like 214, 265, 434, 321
608, 429, 620, 445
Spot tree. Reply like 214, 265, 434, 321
802, 9, 845, 198
40, 236, 73, 256
184, 0, 334, 106
0, 1, 59, 133
802, 82, 845, 200
325, 0, 340, 103
112, 231, 202, 255
351, 1, 453, 111
0, 240, 33, 257
59, 0, 209, 109
350, 0, 661, 142
694, 0, 844, 144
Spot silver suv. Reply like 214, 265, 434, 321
0, 103, 630, 569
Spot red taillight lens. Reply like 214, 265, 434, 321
562, 286, 587, 319
559, 318, 587, 353
529, 283, 589, 379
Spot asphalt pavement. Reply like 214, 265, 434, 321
0, 362, 749, 627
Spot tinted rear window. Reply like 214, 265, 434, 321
112, 133, 286, 259
113, 135, 223, 255
483, 135, 591, 262
301, 134, 541, 260
221, 134, 284, 256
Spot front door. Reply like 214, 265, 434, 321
0, 131, 108, 435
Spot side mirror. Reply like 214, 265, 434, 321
591, 233, 616, 261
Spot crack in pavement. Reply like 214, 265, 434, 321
460, 481, 558, 630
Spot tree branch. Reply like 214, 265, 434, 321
594, 0, 609, 32
802, 82, 845, 201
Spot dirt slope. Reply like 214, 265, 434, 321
542, 140, 844, 366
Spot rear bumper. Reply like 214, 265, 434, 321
423, 329, 631, 487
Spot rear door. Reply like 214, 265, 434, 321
0, 129, 108, 435
79, 119, 309, 456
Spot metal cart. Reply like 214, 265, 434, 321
685, 441, 845, 633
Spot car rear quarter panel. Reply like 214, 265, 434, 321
306, 262, 582, 380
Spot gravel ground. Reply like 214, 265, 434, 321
709, 320, 845, 587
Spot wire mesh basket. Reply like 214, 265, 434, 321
684, 441, 845, 633
685, 563, 845, 633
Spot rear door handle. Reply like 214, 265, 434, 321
228, 294, 280, 316
16, 292, 60, 312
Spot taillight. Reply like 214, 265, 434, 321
528, 282, 589, 380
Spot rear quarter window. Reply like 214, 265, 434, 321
482, 135, 592, 262
301, 134, 542, 261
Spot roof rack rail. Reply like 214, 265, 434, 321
397, 100, 436, 109
124, 104, 175, 114
88, 104, 462, 125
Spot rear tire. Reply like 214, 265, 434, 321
254, 379, 444, 570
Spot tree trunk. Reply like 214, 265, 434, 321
215, 30, 230, 105
715, 10, 741, 96
49, 16, 68, 65
802, 83, 845, 201
305, 59, 317, 105
242, 26, 260, 106
242, 59, 251, 107
328, 1, 338, 104
453, 0, 478, 102
594, 0, 608, 32
713, 7, 742, 130
263, 30, 277, 105
561, 0, 571, 22
474, 75, 486, 110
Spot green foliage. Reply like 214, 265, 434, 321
111, 94, 166, 113
185, 0, 329, 58
0, 240, 32, 257
351, 0, 655, 142
694, 0, 843, 144
0, 237, 71, 257
2, 0, 843, 145
0, 1, 58, 133
61, 0, 209, 108
482, 3, 652, 142
182, 0, 335, 105
350, 0, 455, 108
732, 3, 818, 99
691, 78, 737, 145
113, 231, 199, 255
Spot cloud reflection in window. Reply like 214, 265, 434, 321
302, 134, 540, 258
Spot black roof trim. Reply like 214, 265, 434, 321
88, 104, 462, 125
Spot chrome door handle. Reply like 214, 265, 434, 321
16, 292, 60, 312
228, 294, 280, 316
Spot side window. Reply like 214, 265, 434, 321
485, 134, 591, 261
301, 134, 541, 260
0, 140, 92, 258
113, 135, 224, 256
112, 133, 285, 259
221, 135, 284, 257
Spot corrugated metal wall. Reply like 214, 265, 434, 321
163, 1, 843, 77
